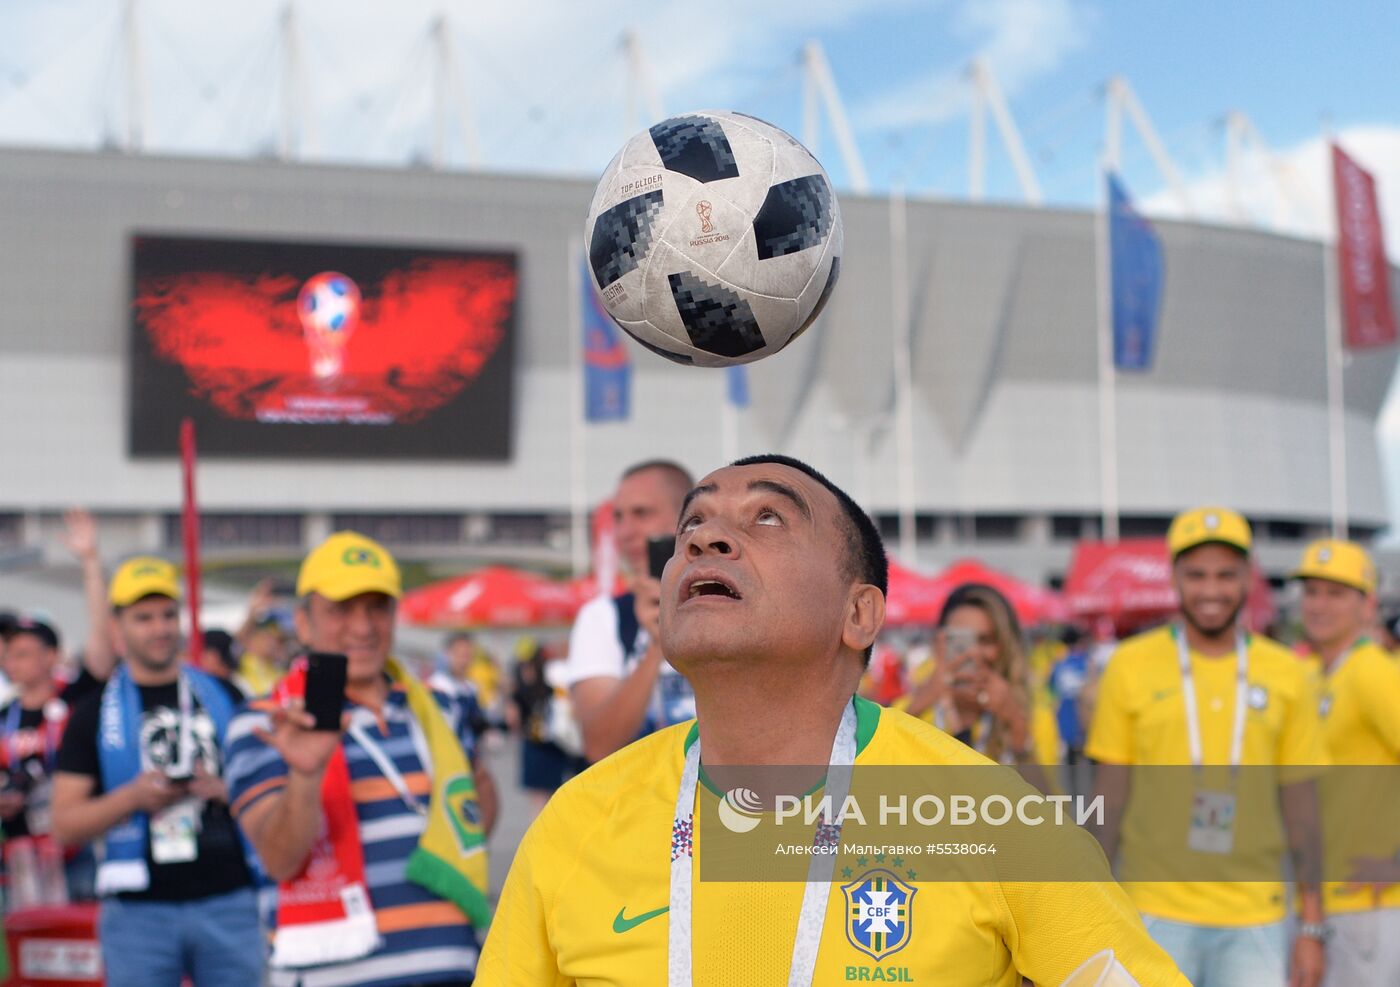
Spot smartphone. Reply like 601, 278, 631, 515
647, 535, 676, 580
943, 627, 979, 675
304, 651, 348, 732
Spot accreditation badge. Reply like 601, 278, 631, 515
1188, 789, 1236, 855
150, 799, 200, 864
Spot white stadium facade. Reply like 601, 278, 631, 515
1, 144, 1398, 587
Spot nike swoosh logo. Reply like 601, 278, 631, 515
613, 905, 669, 933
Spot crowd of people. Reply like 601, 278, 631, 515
0, 462, 1398, 985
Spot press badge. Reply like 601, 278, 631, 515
1188, 790, 1236, 854
150, 800, 200, 863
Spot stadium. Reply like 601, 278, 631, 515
0, 142, 1395, 588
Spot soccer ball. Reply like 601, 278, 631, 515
585, 110, 842, 368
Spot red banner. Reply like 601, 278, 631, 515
1332, 144, 1397, 349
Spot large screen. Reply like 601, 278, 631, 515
129, 234, 517, 459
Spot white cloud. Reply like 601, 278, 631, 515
1139, 124, 1400, 259
853, 0, 1090, 132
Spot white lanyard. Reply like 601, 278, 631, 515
347, 707, 431, 818
1174, 625, 1248, 771
669, 700, 857, 987
174, 672, 196, 775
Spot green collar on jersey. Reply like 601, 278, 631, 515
683, 694, 880, 799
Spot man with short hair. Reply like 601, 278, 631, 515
225, 531, 497, 987
480, 455, 1187, 985
1088, 507, 1329, 987
51, 557, 260, 987
560, 459, 697, 762
1292, 539, 1400, 985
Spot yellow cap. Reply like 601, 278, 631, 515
109, 557, 182, 607
1167, 507, 1252, 559
1292, 539, 1376, 594
296, 531, 401, 601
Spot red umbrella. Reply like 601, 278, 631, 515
401, 566, 580, 628
933, 558, 1068, 626
1065, 539, 1275, 634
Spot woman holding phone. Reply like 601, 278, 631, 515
898, 583, 1055, 792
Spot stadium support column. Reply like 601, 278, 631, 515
621, 31, 664, 133
967, 59, 1043, 206
890, 184, 917, 563
567, 236, 589, 578
801, 41, 870, 194
122, 0, 146, 152
279, 3, 313, 161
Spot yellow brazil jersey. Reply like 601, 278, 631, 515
478, 696, 1188, 987
1309, 640, 1400, 915
1085, 625, 1328, 926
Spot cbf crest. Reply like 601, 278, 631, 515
842, 869, 916, 961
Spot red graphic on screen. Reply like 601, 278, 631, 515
135, 258, 515, 426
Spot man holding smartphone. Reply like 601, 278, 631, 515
559, 460, 697, 762
225, 531, 498, 987
51, 558, 260, 987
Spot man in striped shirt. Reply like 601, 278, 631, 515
225, 532, 498, 987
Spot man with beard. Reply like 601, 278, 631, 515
478, 455, 1187, 986
51, 558, 259, 987
1088, 508, 1329, 987
1291, 539, 1400, 986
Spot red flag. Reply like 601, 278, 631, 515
1332, 144, 1397, 349
180, 418, 203, 664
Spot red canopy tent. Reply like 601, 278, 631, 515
882, 559, 950, 627
1065, 538, 1276, 634
933, 559, 1068, 626
401, 566, 580, 628
882, 558, 1066, 628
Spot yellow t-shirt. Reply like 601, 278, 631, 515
1310, 640, 1400, 914
478, 697, 1187, 986
1085, 625, 1328, 926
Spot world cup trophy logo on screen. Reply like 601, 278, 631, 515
297, 272, 362, 383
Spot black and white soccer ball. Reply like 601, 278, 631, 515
585, 110, 843, 368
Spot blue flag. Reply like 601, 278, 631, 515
582, 261, 630, 422
726, 365, 749, 409
1108, 172, 1165, 371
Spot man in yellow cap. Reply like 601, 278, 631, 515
1087, 507, 1329, 987
1292, 539, 1400, 985
52, 557, 261, 987
225, 532, 498, 987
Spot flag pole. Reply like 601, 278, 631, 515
567, 237, 589, 577
179, 417, 203, 664
1095, 159, 1121, 544
1322, 142, 1349, 539
890, 182, 917, 564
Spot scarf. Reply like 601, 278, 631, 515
267, 657, 489, 970
95, 664, 238, 895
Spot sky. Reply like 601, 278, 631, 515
4, 0, 1400, 521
